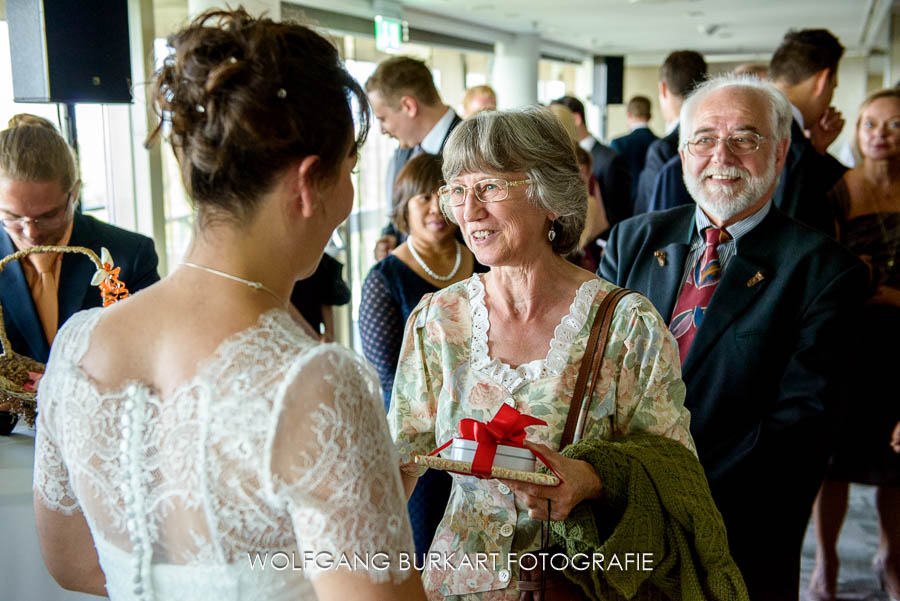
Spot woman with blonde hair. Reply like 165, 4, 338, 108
809, 88, 900, 601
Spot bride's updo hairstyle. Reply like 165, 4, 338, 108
147, 8, 369, 223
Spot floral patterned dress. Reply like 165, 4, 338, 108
388, 274, 695, 600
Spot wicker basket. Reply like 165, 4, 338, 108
0, 245, 128, 426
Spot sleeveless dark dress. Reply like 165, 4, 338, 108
827, 180, 900, 486
360, 253, 488, 559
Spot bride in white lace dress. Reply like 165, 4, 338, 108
32, 9, 424, 601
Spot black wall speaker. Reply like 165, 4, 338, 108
593, 55, 624, 106
6, 0, 133, 103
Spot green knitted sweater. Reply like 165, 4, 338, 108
548, 434, 749, 601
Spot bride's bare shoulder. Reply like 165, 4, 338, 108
78, 279, 270, 396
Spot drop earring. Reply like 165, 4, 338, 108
548, 222, 556, 242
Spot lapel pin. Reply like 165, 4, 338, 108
654, 250, 667, 267
746, 271, 765, 287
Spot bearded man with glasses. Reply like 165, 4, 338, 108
0, 121, 159, 380
600, 77, 868, 601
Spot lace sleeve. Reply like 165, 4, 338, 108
33, 405, 81, 514
264, 344, 415, 584
32, 311, 103, 514
359, 268, 405, 409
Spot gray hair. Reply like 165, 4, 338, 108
679, 75, 792, 149
440, 106, 586, 255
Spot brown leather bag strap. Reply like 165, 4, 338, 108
561, 294, 606, 449
559, 287, 634, 450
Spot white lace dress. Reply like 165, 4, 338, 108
33, 308, 415, 601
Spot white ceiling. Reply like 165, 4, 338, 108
293, 0, 895, 64
408, 0, 872, 54
0, 0, 891, 63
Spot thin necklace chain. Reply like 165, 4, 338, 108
181, 262, 286, 305
407, 237, 461, 281
860, 176, 899, 269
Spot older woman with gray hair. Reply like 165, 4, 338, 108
388, 107, 743, 601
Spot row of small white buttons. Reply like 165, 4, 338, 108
496, 402, 517, 587
498, 479, 515, 539
120, 386, 152, 601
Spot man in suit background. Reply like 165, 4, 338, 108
461, 84, 497, 118
0, 122, 159, 422
551, 95, 632, 228
610, 95, 658, 203
644, 153, 693, 213
769, 28, 847, 237
366, 56, 461, 260
633, 50, 707, 214
600, 77, 867, 600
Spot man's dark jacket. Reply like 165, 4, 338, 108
599, 204, 867, 601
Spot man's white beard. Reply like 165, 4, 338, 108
683, 156, 776, 223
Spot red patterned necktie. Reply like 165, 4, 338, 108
669, 227, 731, 363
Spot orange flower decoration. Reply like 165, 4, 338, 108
90, 248, 130, 306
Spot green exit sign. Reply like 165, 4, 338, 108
374, 15, 403, 51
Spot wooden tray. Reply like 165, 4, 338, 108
414, 454, 560, 486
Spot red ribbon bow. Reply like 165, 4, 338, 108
433, 404, 547, 476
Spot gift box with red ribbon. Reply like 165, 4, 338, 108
418, 404, 560, 485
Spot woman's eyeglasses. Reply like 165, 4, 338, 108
438, 178, 532, 207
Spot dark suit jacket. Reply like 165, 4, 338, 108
634, 125, 679, 214
599, 205, 867, 601
0, 212, 160, 363
610, 125, 658, 201
773, 120, 847, 238
383, 112, 462, 239
588, 139, 633, 228
646, 154, 693, 213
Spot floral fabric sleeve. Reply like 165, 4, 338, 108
387, 293, 442, 477
589, 292, 696, 454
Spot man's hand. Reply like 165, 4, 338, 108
500, 441, 603, 522
374, 235, 397, 262
807, 106, 845, 154
890, 421, 900, 454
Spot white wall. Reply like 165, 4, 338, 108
830, 55, 869, 156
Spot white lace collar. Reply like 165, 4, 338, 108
467, 274, 602, 393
